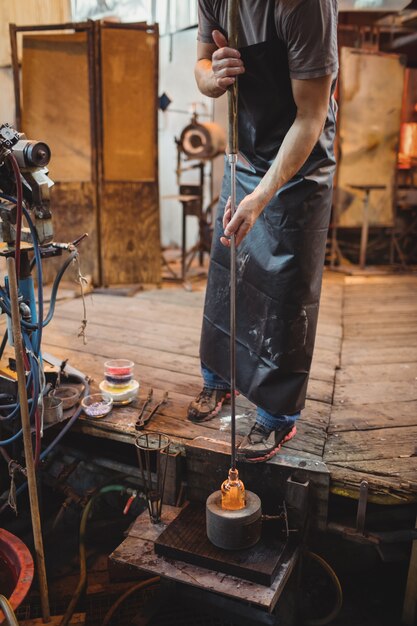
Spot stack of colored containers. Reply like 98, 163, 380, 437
99, 359, 139, 405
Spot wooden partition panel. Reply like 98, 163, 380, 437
336, 48, 405, 227
22, 32, 92, 182
20, 28, 99, 283
14, 22, 161, 286
99, 24, 160, 285
101, 27, 157, 182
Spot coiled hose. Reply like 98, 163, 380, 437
59, 485, 130, 626
303, 551, 343, 626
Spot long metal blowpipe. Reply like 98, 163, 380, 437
220, 0, 245, 512
227, 0, 239, 473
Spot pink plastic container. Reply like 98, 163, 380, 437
104, 359, 134, 377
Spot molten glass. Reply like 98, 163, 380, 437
221, 468, 246, 510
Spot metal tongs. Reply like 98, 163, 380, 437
135, 389, 169, 430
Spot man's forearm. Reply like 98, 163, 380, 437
195, 59, 226, 98
254, 114, 326, 207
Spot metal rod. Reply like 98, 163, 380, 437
0, 594, 19, 626
359, 190, 370, 270
7, 257, 51, 623
356, 480, 369, 535
227, 0, 239, 471
229, 155, 237, 471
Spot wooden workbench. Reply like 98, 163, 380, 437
40, 271, 417, 505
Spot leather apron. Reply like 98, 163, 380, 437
200, 37, 337, 416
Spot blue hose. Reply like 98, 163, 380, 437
0, 333, 40, 442
0, 376, 90, 512
22, 207, 43, 354
0, 428, 23, 446
0, 192, 86, 506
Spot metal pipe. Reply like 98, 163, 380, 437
0, 595, 19, 626
7, 256, 51, 623
227, 0, 239, 471
229, 155, 237, 471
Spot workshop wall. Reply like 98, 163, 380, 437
159, 27, 227, 248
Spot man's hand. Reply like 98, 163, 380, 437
195, 31, 245, 97
210, 30, 245, 91
221, 192, 265, 248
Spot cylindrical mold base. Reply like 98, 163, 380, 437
206, 490, 262, 550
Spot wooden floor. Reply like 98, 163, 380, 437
42, 270, 417, 505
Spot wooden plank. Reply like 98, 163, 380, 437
344, 303, 417, 315
135, 289, 205, 307
328, 463, 417, 504
333, 380, 417, 405
324, 425, 417, 463
42, 327, 334, 406
342, 336, 417, 349
56, 293, 205, 329
344, 275, 417, 286
50, 306, 339, 375
344, 322, 417, 339
344, 312, 417, 325
341, 346, 417, 366
329, 457, 417, 485
53, 291, 340, 344
328, 401, 417, 432
335, 362, 417, 384
44, 319, 202, 376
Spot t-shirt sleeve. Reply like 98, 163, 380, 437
197, 0, 219, 43
280, 0, 338, 80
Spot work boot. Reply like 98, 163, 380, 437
237, 422, 297, 462
187, 387, 231, 423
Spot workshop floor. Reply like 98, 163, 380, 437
40, 268, 417, 505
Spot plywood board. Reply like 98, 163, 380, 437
42, 181, 99, 285
100, 181, 161, 285
336, 48, 405, 227
101, 27, 157, 182
21, 32, 92, 182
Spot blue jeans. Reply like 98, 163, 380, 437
201, 363, 300, 430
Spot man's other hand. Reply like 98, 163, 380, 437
221, 193, 264, 248
211, 30, 245, 91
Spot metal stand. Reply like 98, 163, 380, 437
332, 184, 387, 270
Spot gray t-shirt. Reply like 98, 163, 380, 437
198, 0, 338, 80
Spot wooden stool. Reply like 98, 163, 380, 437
348, 184, 387, 269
